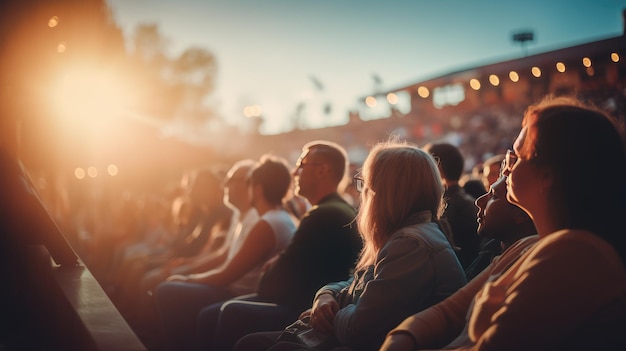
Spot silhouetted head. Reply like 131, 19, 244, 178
293, 140, 348, 205
423, 142, 465, 183
249, 155, 292, 207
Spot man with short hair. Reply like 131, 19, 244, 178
197, 140, 363, 351
423, 142, 479, 269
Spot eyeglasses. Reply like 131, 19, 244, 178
353, 176, 364, 193
503, 149, 519, 175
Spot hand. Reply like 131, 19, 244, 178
379, 333, 416, 351
310, 293, 339, 334
298, 308, 312, 320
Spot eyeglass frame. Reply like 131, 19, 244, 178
353, 175, 364, 193
502, 149, 519, 175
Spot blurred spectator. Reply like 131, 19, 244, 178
236, 139, 466, 351
197, 140, 363, 350
156, 155, 296, 351
423, 142, 479, 269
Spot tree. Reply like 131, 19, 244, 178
129, 24, 219, 124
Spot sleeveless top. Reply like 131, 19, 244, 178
228, 208, 296, 295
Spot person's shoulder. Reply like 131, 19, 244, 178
309, 194, 356, 217
390, 221, 448, 247
530, 230, 623, 269
540, 229, 614, 253
493, 235, 539, 266
506, 235, 540, 252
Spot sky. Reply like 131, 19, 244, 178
106, 0, 626, 135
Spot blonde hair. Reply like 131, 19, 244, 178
355, 139, 445, 270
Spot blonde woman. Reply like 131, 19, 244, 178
236, 140, 466, 351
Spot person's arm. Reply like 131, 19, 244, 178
380, 266, 492, 351
184, 220, 276, 287
309, 279, 352, 333
168, 248, 230, 276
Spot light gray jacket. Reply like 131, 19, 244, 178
314, 211, 466, 350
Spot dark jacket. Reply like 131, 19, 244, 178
257, 192, 362, 309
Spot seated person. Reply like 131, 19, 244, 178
380, 174, 538, 350
155, 155, 297, 351
381, 96, 626, 350
138, 160, 259, 295
235, 139, 467, 351
196, 140, 364, 350
423, 142, 480, 269
463, 174, 536, 280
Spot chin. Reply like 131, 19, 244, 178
506, 193, 520, 206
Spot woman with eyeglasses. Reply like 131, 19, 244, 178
235, 139, 466, 351
382, 96, 626, 351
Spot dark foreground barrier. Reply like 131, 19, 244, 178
0, 148, 146, 351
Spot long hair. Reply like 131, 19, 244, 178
355, 140, 445, 270
522, 95, 626, 263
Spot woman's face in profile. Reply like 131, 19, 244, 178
506, 126, 540, 213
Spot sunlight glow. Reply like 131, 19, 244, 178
51, 67, 129, 120
75, 168, 86, 180
243, 105, 263, 118
365, 96, 377, 108
48, 16, 59, 28
57, 42, 67, 53
108, 164, 119, 176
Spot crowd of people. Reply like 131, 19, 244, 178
31, 94, 626, 350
